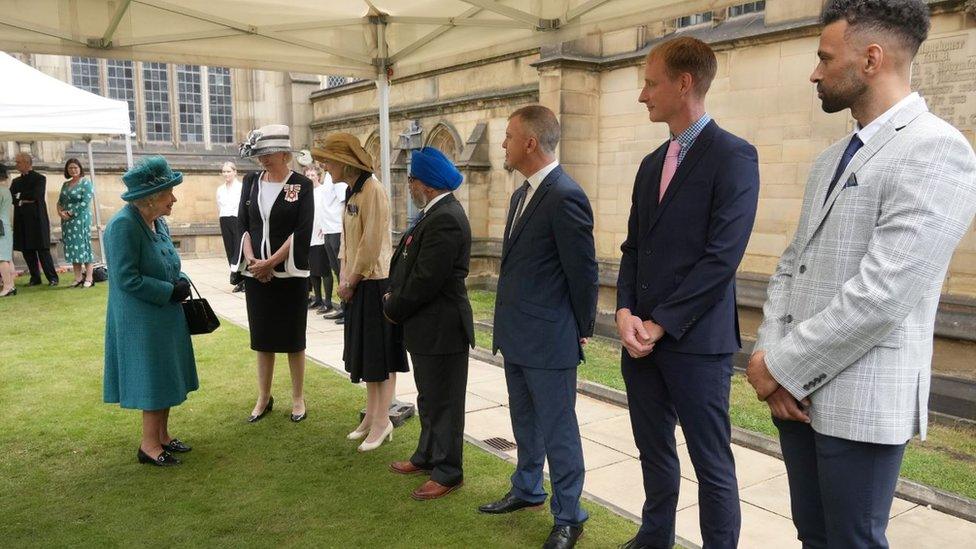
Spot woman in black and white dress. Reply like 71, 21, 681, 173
235, 124, 314, 423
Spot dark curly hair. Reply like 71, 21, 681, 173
822, 0, 930, 56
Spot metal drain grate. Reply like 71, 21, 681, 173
483, 437, 517, 451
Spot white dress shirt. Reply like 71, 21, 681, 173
856, 92, 919, 144
510, 159, 559, 234
216, 179, 242, 217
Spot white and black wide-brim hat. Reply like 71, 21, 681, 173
239, 124, 296, 158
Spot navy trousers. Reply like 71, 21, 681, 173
504, 361, 588, 527
621, 349, 740, 549
775, 418, 907, 549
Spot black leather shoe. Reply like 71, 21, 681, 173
478, 492, 544, 514
334, 317, 345, 325
542, 525, 583, 549
27, 280, 42, 286
232, 282, 245, 293
290, 410, 307, 422
247, 396, 274, 423
322, 308, 343, 319
619, 537, 653, 549
308, 300, 324, 309
48, 279, 59, 287
161, 438, 191, 453
137, 448, 181, 466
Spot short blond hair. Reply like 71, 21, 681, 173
647, 36, 717, 97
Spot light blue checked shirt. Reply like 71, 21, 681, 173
672, 113, 712, 166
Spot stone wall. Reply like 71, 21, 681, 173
307, 2, 976, 304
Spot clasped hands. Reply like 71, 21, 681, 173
615, 309, 665, 358
746, 350, 811, 423
246, 257, 275, 283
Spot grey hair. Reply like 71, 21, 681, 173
510, 105, 560, 155
221, 161, 237, 172
130, 188, 169, 211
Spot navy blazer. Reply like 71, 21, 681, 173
492, 165, 599, 369
617, 120, 759, 355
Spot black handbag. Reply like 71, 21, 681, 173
181, 278, 220, 335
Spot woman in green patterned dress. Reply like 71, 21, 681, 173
56, 158, 95, 287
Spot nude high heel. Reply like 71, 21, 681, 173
357, 422, 393, 452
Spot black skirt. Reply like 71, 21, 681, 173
343, 278, 409, 383
244, 276, 308, 353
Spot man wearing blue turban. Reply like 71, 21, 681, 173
383, 147, 475, 501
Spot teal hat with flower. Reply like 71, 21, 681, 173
121, 156, 183, 202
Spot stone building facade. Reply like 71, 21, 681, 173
4, 1, 975, 339
2, 53, 321, 263
308, 0, 976, 338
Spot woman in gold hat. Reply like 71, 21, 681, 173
313, 133, 407, 452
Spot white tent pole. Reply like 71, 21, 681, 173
376, 18, 391, 197
124, 133, 133, 168
87, 140, 107, 265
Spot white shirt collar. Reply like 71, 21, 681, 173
856, 92, 919, 145
423, 191, 451, 214
521, 159, 559, 190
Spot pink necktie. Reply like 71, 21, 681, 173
659, 139, 681, 203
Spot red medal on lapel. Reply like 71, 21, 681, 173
406, 235, 413, 246
284, 183, 300, 202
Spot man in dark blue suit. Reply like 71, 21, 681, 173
616, 37, 759, 549
479, 105, 598, 549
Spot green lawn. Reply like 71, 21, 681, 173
468, 289, 976, 501
0, 280, 637, 547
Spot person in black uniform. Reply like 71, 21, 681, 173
12, 152, 58, 286
383, 147, 474, 501
234, 124, 314, 423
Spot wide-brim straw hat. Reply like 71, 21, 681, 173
311, 133, 373, 173
120, 155, 183, 202
239, 124, 297, 158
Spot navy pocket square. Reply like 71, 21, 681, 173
843, 174, 858, 189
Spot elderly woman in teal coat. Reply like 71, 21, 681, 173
103, 156, 198, 467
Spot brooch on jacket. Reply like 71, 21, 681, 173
283, 183, 301, 202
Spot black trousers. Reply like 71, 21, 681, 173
409, 351, 468, 487
775, 418, 907, 549
22, 249, 58, 283
622, 349, 740, 549
323, 233, 341, 309
218, 216, 241, 267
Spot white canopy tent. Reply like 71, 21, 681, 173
0, 51, 133, 264
0, 0, 742, 191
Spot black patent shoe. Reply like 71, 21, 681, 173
161, 438, 191, 453
542, 525, 583, 549
478, 491, 544, 514
137, 448, 181, 466
247, 396, 274, 423
290, 410, 307, 422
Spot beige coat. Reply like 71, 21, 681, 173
339, 176, 391, 280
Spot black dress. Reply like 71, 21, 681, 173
341, 172, 408, 383
237, 171, 314, 353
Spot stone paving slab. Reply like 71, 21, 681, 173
182, 258, 975, 549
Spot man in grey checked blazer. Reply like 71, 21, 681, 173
748, 1, 976, 548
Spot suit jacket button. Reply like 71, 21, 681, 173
641, 284, 648, 290
645, 249, 652, 256
785, 314, 793, 323
799, 265, 807, 274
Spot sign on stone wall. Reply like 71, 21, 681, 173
913, 32, 976, 131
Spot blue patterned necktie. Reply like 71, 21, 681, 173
824, 134, 863, 205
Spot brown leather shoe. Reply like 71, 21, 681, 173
390, 461, 430, 475
411, 479, 462, 501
